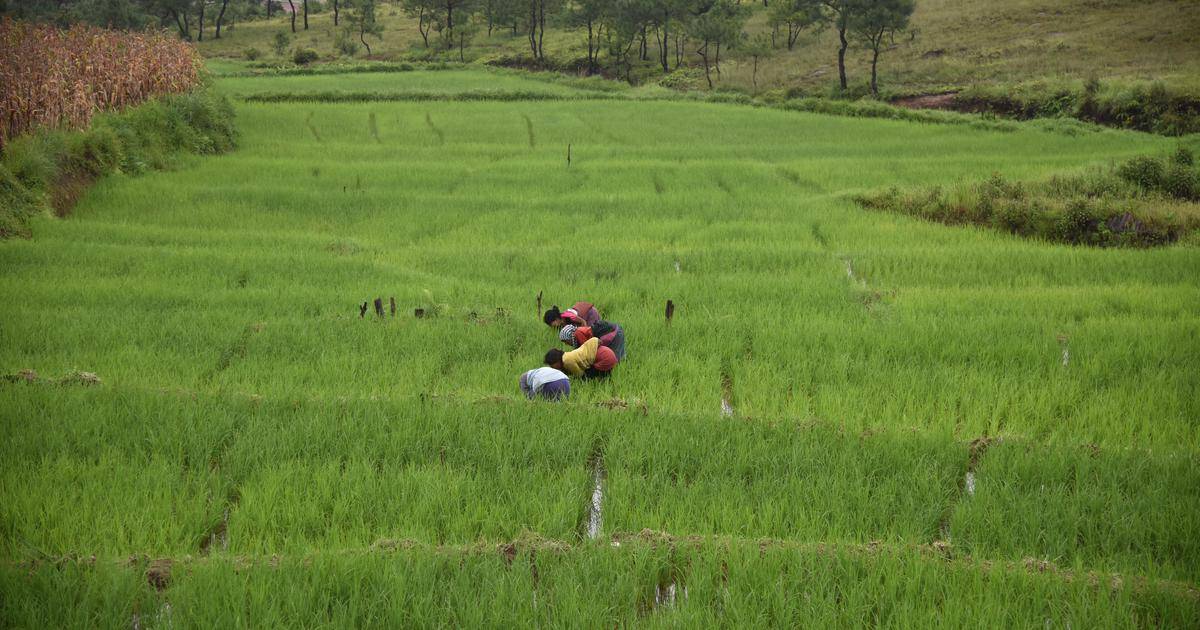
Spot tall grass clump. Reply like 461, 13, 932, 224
0, 19, 203, 148
858, 150, 1200, 247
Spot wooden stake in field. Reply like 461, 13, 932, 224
536, 290, 543, 318
390, 297, 397, 317
665, 299, 675, 325
567, 144, 572, 166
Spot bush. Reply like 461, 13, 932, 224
659, 68, 707, 91
1162, 163, 1199, 201
1114, 153, 1200, 200
0, 163, 42, 238
827, 82, 872, 101
272, 31, 292, 57
994, 199, 1037, 236
1054, 199, 1103, 245
856, 155, 1200, 248
66, 125, 122, 176
243, 47, 262, 61
1116, 156, 1165, 190
334, 29, 359, 58
1172, 147, 1195, 167
1, 133, 60, 192
978, 173, 1025, 202
292, 48, 320, 65
952, 80, 1200, 136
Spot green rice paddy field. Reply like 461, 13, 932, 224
2, 69, 1199, 627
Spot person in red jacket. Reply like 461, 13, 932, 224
559, 320, 625, 361
543, 301, 601, 328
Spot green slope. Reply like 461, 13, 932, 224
196, 0, 1200, 96
2, 81, 1198, 624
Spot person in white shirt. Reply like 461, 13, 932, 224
518, 366, 570, 401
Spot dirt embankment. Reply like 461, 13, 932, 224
890, 93, 960, 111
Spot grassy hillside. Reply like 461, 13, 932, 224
196, 0, 1200, 96
2, 70, 1198, 623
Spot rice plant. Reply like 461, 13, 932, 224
0, 67, 1197, 624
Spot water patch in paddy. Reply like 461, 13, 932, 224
587, 465, 604, 540
199, 508, 230, 555
720, 371, 735, 417
655, 582, 680, 608
584, 446, 606, 541
1057, 334, 1070, 367
641, 568, 688, 615
133, 601, 172, 630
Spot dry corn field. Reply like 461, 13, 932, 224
0, 19, 201, 148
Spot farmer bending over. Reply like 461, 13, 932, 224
545, 337, 618, 380
544, 301, 601, 328
519, 367, 571, 401
559, 320, 626, 361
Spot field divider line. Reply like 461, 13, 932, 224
15, 531, 1197, 599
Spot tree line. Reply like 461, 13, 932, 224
2, 0, 916, 95
398, 0, 914, 94
0, 0, 367, 41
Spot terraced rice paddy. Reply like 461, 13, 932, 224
1, 69, 1198, 626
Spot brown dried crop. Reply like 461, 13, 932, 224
0, 19, 202, 148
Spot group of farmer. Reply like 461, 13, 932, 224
518, 300, 626, 401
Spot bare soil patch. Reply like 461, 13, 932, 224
50, 169, 97, 218
891, 93, 960, 110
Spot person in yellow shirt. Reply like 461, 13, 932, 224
544, 337, 618, 379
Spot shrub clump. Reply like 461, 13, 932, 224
1116, 150, 1199, 202
857, 152, 1200, 247
659, 68, 708, 91
334, 29, 360, 58
0, 88, 236, 238
1116, 156, 1165, 191
293, 48, 320, 65
953, 80, 1200, 136
272, 31, 291, 57
1163, 163, 1198, 201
